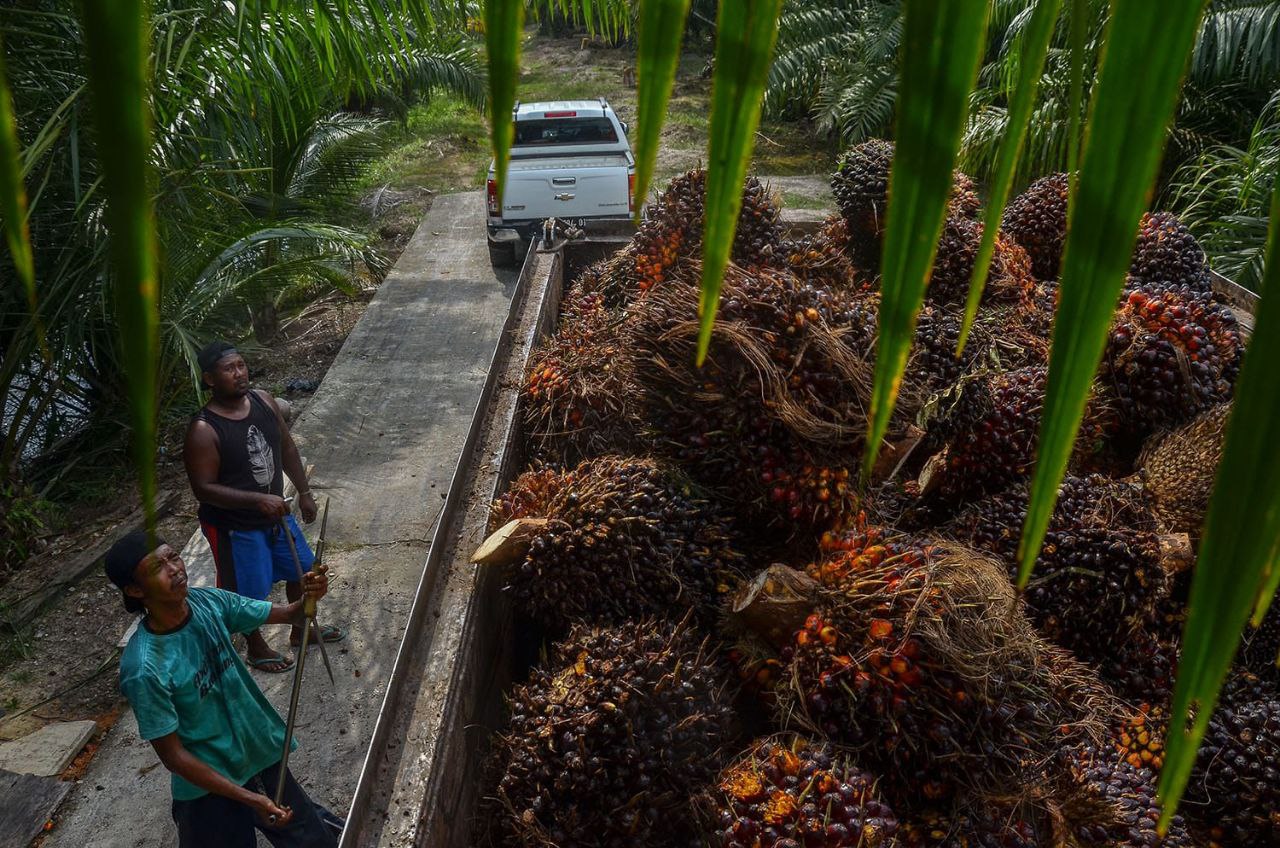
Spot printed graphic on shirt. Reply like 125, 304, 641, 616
246, 425, 275, 488
193, 640, 235, 698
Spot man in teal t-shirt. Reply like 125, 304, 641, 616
106, 531, 339, 847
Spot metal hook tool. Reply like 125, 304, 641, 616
270, 496, 333, 819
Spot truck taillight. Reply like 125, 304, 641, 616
628, 172, 635, 214
486, 178, 499, 215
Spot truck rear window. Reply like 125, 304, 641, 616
514, 117, 619, 147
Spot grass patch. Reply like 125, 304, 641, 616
361, 95, 490, 193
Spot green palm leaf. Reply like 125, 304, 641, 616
0, 35, 39, 347
957, 0, 1061, 353
1157, 170, 1280, 829
694, 0, 784, 365
1016, 0, 1209, 592
79, 0, 161, 534
484, 0, 524, 197
633, 0, 691, 219
860, 0, 990, 479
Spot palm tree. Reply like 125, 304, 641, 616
0, 0, 483, 493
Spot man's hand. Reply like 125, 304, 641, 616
298, 491, 318, 523
249, 793, 293, 827
303, 563, 329, 604
255, 493, 289, 519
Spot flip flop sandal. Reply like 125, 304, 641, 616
290, 623, 346, 647
247, 653, 295, 673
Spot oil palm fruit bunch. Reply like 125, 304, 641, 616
773, 528, 1111, 801
898, 305, 995, 432
491, 618, 736, 848
571, 253, 637, 311
950, 475, 1179, 679
1001, 172, 1070, 281
925, 216, 1036, 309
491, 456, 743, 631
932, 367, 1118, 501
1183, 694, 1280, 846
704, 736, 899, 847
629, 169, 783, 301
1066, 745, 1195, 847
780, 215, 864, 295
630, 268, 874, 534
522, 293, 641, 464
895, 805, 1038, 847
1103, 285, 1242, 434
1135, 402, 1229, 539
1127, 211, 1212, 294
831, 139, 981, 272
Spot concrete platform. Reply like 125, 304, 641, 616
0, 720, 96, 777
43, 191, 519, 848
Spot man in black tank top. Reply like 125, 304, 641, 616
183, 341, 345, 673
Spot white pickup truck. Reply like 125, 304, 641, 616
486, 99, 637, 266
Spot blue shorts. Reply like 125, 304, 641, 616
201, 515, 315, 602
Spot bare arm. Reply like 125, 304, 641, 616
255, 390, 316, 522
183, 417, 287, 519
151, 733, 293, 826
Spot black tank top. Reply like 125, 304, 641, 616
194, 392, 284, 530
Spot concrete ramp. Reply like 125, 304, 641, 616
44, 191, 519, 847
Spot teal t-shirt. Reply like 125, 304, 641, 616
119, 587, 293, 801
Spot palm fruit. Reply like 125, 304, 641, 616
491, 456, 743, 631
933, 367, 1118, 501
925, 216, 1036, 308
1113, 702, 1169, 772
1184, 694, 1280, 846
772, 527, 1112, 801
522, 292, 640, 464
1066, 745, 1196, 847
1136, 402, 1229, 538
1097, 629, 1180, 704
831, 139, 982, 271
950, 475, 1179, 683
895, 806, 1039, 847
705, 736, 899, 847
1103, 285, 1242, 434
491, 618, 735, 848
629, 168, 783, 301
1128, 211, 1212, 293
1001, 172, 1070, 280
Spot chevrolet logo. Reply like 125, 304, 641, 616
554, 192, 575, 201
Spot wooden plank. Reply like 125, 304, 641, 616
0, 768, 69, 848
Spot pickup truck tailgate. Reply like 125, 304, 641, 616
502, 154, 630, 221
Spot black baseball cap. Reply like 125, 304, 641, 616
197, 340, 239, 374
104, 530, 166, 614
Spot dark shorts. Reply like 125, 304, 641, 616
171, 761, 340, 848
201, 515, 315, 601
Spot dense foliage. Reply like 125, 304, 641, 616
0, 1, 482, 500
